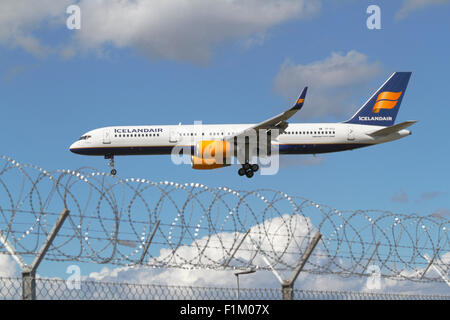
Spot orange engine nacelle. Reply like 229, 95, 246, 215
192, 140, 231, 170
191, 156, 229, 170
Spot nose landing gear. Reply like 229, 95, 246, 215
238, 162, 259, 178
105, 154, 117, 175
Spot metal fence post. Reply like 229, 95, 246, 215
223, 229, 251, 269
139, 220, 160, 264
0, 208, 70, 300
22, 269, 36, 300
281, 281, 293, 300
282, 231, 322, 300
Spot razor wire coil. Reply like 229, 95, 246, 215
0, 156, 448, 283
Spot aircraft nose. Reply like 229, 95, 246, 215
69, 141, 80, 154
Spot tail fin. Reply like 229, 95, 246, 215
345, 72, 411, 126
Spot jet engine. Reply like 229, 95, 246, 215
191, 140, 231, 170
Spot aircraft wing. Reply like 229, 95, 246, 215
226, 87, 308, 142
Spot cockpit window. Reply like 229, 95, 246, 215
78, 135, 91, 141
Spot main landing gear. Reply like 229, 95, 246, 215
105, 154, 117, 175
238, 162, 259, 178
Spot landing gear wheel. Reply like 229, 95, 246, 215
239, 162, 258, 178
105, 154, 116, 176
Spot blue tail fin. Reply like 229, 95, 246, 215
345, 72, 411, 126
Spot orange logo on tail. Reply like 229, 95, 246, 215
372, 91, 402, 113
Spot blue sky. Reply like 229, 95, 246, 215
0, 0, 449, 283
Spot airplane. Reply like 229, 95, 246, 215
70, 71, 416, 178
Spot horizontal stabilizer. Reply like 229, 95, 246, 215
368, 121, 417, 137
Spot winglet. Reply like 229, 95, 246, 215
291, 87, 308, 110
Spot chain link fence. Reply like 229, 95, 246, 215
1, 277, 448, 300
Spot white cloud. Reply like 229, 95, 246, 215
391, 191, 409, 203
0, 254, 18, 277
59, 46, 76, 60
432, 208, 450, 218
0, 0, 72, 56
75, 0, 321, 63
420, 191, 443, 200
3, 64, 27, 83
273, 50, 382, 120
88, 213, 319, 288
396, 0, 450, 20
0, 0, 321, 63
84, 258, 450, 297
83, 214, 450, 297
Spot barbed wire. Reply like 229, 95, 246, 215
0, 156, 448, 283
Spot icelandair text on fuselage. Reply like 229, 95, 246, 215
359, 116, 392, 121
114, 128, 163, 134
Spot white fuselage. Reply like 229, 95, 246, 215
69, 122, 411, 157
